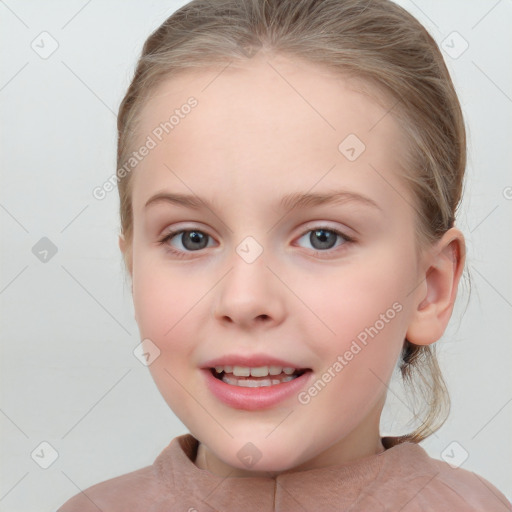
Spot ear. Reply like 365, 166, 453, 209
406, 227, 466, 346
118, 234, 133, 277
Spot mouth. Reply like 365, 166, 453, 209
209, 365, 311, 388
202, 362, 314, 410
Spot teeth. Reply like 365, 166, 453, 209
250, 366, 269, 377
269, 365, 282, 375
213, 365, 299, 377
233, 365, 251, 377
240, 378, 272, 387
221, 374, 297, 387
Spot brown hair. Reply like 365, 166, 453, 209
116, 0, 466, 444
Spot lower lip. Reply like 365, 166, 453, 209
202, 369, 313, 410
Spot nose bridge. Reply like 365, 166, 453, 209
213, 234, 286, 327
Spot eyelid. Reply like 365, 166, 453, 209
296, 221, 355, 241
158, 222, 352, 240
158, 225, 217, 246
158, 222, 213, 239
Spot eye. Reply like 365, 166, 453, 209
159, 229, 215, 253
296, 227, 351, 252
158, 226, 352, 258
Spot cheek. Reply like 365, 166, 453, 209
296, 254, 412, 350
292, 254, 413, 414
131, 255, 203, 416
297, 275, 407, 427
131, 249, 201, 358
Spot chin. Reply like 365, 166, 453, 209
227, 454, 300, 474
190, 419, 327, 474
218, 438, 307, 474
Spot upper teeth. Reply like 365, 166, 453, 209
214, 365, 297, 377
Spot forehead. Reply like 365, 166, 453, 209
131, 54, 411, 213
137, 53, 401, 140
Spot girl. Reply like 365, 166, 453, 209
59, 0, 511, 509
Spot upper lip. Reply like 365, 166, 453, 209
202, 353, 310, 369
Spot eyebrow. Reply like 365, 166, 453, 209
144, 190, 382, 212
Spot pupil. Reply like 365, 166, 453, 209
312, 229, 336, 250
183, 231, 208, 250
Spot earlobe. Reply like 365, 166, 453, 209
406, 228, 466, 346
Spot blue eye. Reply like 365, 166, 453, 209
296, 228, 350, 252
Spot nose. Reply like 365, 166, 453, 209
212, 246, 286, 330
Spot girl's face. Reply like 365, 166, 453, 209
125, 54, 429, 475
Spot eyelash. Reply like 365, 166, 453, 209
157, 226, 354, 259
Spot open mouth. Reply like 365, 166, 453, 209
210, 366, 311, 388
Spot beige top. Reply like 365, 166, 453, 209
59, 433, 511, 511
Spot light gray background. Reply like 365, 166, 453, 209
1, 1, 511, 510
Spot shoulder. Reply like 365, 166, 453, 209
371, 441, 511, 511
57, 464, 161, 512
424, 456, 511, 511
57, 434, 194, 512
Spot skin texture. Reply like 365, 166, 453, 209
120, 53, 465, 478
